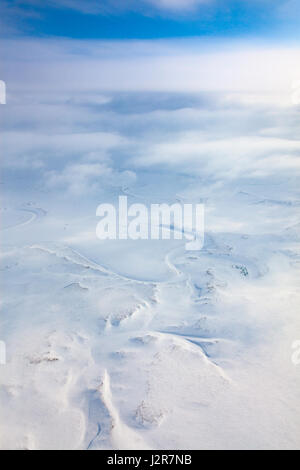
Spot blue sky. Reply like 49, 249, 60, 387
1, 0, 300, 40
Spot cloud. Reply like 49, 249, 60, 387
2, 38, 300, 95
0, 0, 211, 18
2, 36, 300, 201
0, 0, 43, 36
46, 163, 136, 194
1, 0, 298, 42
55, 0, 209, 13
144, 0, 208, 11
131, 132, 300, 179
1, 131, 125, 169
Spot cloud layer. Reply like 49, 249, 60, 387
2, 38, 300, 94
1, 37, 300, 199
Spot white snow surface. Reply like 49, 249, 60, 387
1, 87, 300, 450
